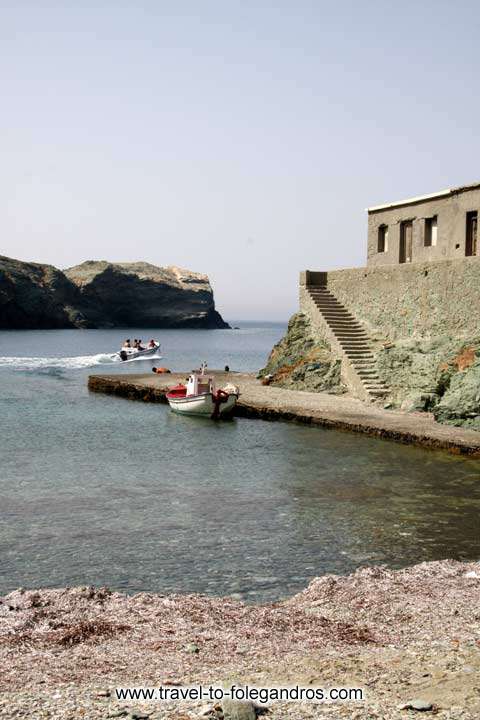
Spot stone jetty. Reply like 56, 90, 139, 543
88, 372, 480, 456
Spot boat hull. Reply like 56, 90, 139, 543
167, 392, 238, 417
118, 344, 160, 361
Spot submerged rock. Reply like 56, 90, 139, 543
0, 255, 229, 329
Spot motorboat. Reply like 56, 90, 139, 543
166, 367, 239, 418
118, 341, 160, 362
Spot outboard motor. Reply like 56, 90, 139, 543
120, 350, 128, 362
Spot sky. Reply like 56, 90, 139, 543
1, 2, 480, 321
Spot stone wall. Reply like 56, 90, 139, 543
301, 257, 480, 342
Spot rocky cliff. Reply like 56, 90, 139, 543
64, 261, 229, 329
258, 313, 345, 394
0, 255, 89, 329
0, 256, 229, 329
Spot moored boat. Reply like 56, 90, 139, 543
166, 369, 239, 418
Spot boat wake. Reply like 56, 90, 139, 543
0, 352, 161, 371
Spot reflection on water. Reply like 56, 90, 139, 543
0, 328, 479, 601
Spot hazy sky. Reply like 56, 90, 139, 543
1, 2, 479, 320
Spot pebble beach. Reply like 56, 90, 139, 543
1, 559, 479, 720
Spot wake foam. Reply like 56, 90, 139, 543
0, 353, 120, 371
0, 351, 163, 371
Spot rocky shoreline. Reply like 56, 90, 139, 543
259, 313, 480, 431
1, 560, 479, 719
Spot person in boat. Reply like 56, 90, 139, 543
137, 339, 145, 350
124, 339, 131, 348
148, 339, 156, 348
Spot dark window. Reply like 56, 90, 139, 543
377, 225, 388, 253
399, 220, 413, 263
424, 216, 437, 247
466, 211, 478, 256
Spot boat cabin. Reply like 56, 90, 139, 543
186, 372, 214, 397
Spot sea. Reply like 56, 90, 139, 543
1, 324, 479, 602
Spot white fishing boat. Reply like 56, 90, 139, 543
118, 341, 160, 361
166, 366, 239, 418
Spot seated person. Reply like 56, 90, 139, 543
149, 339, 156, 348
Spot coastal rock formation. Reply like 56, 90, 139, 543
264, 309, 480, 429
433, 357, 480, 428
64, 261, 229, 329
376, 337, 480, 425
258, 313, 345, 393
0, 255, 88, 329
0, 255, 229, 329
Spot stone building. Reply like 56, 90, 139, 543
367, 182, 479, 267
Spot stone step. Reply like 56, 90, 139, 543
331, 327, 365, 333
339, 340, 371, 346
335, 328, 370, 341
345, 350, 374, 356
324, 317, 360, 324
314, 301, 345, 308
325, 321, 361, 328
321, 312, 355, 320
338, 335, 370, 341
338, 337, 369, 342
315, 304, 350, 312
324, 321, 357, 327
316, 306, 349, 313
342, 348, 372, 354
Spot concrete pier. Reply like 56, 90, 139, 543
88, 372, 480, 456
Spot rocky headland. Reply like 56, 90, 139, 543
0, 256, 229, 329
1, 560, 479, 719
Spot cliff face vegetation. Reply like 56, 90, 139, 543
0, 256, 229, 329
259, 313, 345, 393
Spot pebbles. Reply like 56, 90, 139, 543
1, 559, 480, 719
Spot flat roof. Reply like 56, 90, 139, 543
367, 181, 480, 213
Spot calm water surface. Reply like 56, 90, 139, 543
1, 326, 479, 601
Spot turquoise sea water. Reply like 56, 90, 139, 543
1, 325, 479, 602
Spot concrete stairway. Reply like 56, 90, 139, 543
307, 285, 388, 400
